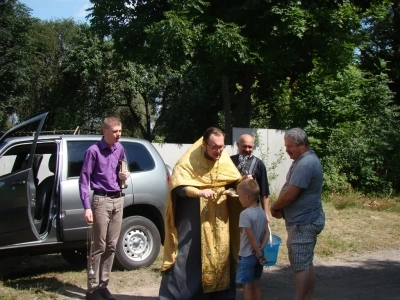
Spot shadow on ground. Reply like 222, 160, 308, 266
0, 254, 84, 280
1, 251, 400, 300
256, 255, 400, 300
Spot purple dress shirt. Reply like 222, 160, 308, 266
79, 137, 125, 209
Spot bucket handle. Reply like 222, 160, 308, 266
268, 224, 273, 247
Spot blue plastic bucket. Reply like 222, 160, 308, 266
263, 234, 281, 267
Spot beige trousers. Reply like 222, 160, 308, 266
88, 194, 123, 291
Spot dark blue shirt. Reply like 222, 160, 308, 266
231, 154, 270, 197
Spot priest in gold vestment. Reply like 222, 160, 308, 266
159, 127, 245, 300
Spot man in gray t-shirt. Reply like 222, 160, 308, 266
282, 149, 323, 225
270, 128, 325, 300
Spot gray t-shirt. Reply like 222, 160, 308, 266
282, 150, 323, 225
238, 206, 267, 257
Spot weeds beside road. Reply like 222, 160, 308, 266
1, 199, 399, 299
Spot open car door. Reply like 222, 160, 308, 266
0, 112, 48, 246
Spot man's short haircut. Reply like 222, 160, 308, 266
203, 127, 225, 142
237, 179, 260, 202
103, 117, 122, 129
284, 127, 309, 147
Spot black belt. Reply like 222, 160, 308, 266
93, 190, 122, 198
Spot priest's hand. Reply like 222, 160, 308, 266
198, 189, 217, 199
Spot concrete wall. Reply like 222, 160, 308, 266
154, 128, 292, 195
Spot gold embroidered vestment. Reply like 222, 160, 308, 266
161, 138, 242, 292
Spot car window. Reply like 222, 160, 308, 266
121, 142, 155, 172
0, 154, 22, 176
67, 141, 96, 178
0, 142, 58, 183
0, 145, 30, 177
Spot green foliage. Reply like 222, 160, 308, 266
358, 0, 400, 106
57, 25, 115, 131
89, 0, 368, 135
297, 68, 399, 194
20, 19, 82, 129
155, 66, 224, 143
263, 59, 400, 195
56, 25, 175, 141
3, 0, 400, 197
0, 0, 32, 128
323, 191, 400, 212
321, 156, 351, 194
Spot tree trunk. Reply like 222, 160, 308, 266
390, 0, 400, 106
221, 75, 232, 144
143, 94, 153, 141
234, 65, 256, 128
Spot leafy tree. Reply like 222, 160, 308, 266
155, 65, 225, 143
89, 0, 367, 141
275, 64, 400, 194
56, 25, 116, 132
107, 61, 180, 141
59, 25, 179, 141
358, 0, 400, 106
0, 0, 32, 128
323, 72, 400, 194
14, 18, 82, 130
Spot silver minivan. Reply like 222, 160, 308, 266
0, 112, 169, 269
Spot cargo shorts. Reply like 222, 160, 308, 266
286, 210, 325, 272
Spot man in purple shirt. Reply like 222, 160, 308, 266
79, 117, 130, 300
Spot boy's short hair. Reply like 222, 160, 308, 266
237, 179, 260, 202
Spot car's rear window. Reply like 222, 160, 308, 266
67, 141, 97, 178
121, 141, 155, 172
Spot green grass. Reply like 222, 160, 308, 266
322, 191, 400, 212
268, 197, 400, 262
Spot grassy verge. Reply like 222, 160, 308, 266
269, 196, 400, 264
324, 191, 400, 212
1, 195, 400, 299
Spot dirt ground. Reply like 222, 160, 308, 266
57, 249, 400, 299
1, 249, 399, 299
3, 203, 399, 299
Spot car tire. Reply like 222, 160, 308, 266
115, 216, 161, 270
61, 248, 87, 266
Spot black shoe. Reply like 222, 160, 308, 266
98, 287, 116, 300
86, 289, 102, 300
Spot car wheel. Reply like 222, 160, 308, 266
61, 248, 87, 266
115, 216, 161, 270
